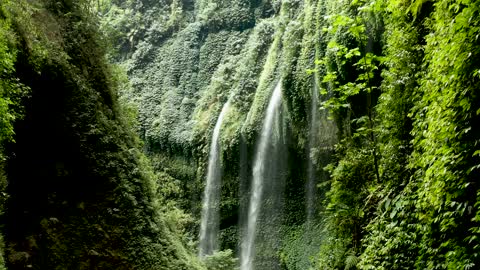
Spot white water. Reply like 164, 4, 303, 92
199, 101, 231, 257
306, 78, 320, 222
241, 81, 283, 270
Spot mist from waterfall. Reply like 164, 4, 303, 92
306, 77, 320, 223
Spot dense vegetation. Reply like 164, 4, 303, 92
0, 0, 479, 269
98, 0, 480, 268
0, 0, 203, 269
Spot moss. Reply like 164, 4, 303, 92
241, 18, 284, 142
102, 0, 340, 267
1, 0, 204, 269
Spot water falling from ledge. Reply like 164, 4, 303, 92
306, 76, 320, 223
241, 81, 283, 270
199, 101, 231, 257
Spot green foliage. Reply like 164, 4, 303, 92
101, 0, 287, 258
0, 6, 28, 156
317, 0, 480, 268
407, 0, 480, 267
359, 186, 420, 269
311, 0, 385, 267
99, 0, 480, 269
280, 223, 323, 270
203, 249, 239, 270
0, 3, 29, 269
359, 0, 423, 267
0, 0, 205, 269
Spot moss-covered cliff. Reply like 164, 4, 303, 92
1, 0, 476, 268
101, 0, 480, 269
100, 0, 337, 268
0, 0, 203, 269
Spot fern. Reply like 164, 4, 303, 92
345, 250, 359, 270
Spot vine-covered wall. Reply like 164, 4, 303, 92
100, 0, 480, 269
0, 0, 204, 269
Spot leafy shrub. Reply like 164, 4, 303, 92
203, 249, 239, 270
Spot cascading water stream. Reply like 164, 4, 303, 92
306, 77, 320, 223
199, 101, 231, 257
241, 81, 283, 270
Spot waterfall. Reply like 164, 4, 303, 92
306, 77, 320, 222
199, 101, 231, 257
241, 81, 283, 270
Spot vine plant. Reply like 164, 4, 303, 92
312, 0, 385, 268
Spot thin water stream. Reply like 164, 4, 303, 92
306, 77, 320, 222
241, 81, 283, 270
199, 101, 231, 257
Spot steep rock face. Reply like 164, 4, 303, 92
106, 0, 480, 269
123, 0, 277, 151
106, 0, 336, 267
1, 1, 202, 269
